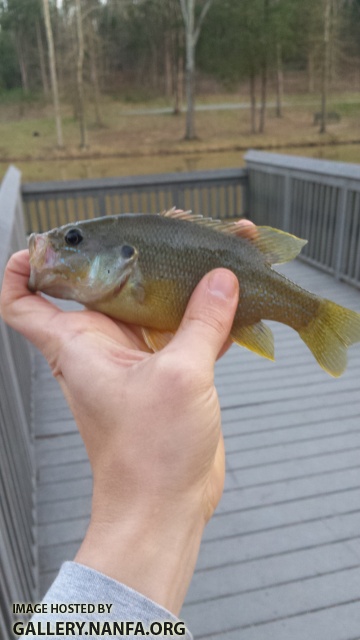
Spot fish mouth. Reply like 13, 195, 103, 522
28, 233, 59, 292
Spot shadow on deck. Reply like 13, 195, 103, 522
35, 260, 360, 640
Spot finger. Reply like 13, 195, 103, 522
0, 250, 63, 351
171, 269, 239, 370
237, 219, 255, 228
215, 220, 253, 359
236, 218, 256, 239
216, 336, 233, 360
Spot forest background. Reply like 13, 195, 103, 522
1, 0, 360, 182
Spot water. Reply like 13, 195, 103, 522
1, 144, 360, 183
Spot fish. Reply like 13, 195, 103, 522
28, 208, 360, 377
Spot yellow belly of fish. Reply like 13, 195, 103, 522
86, 271, 360, 379
86, 278, 184, 331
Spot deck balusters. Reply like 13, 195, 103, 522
0, 166, 37, 640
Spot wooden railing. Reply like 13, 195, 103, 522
0, 166, 37, 640
21, 168, 248, 234
21, 153, 360, 291
245, 150, 360, 289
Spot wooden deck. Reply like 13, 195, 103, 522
34, 259, 360, 640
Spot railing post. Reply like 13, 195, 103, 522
334, 185, 348, 280
282, 172, 292, 232
241, 174, 249, 218
171, 187, 181, 211
0, 164, 38, 638
98, 194, 107, 217
0, 165, 22, 276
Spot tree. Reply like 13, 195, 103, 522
43, 0, 62, 147
164, 0, 185, 114
196, 0, 263, 133
318, 0, 345, 133
259, 0, 269, 133
341, 0, 360, 84
274, 0, 284, 117
320, 0, 331, 133
0, 0, 42, 93
88, 17, 102, 126
0, 29, 20, 90
276, 42, 283, 116
179, 0, 214, 139
36, 19, 49, 95
1, 0, 358, 142
75, 0, 87, 147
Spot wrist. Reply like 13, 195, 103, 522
74, 498, 205, 616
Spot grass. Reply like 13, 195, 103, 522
1, 90, 360, 181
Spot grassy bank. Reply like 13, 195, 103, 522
1, 91, 360, 182
1, 92, 360, 162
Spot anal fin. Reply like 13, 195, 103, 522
231, 321, 275, 360
142, 327, 175, 352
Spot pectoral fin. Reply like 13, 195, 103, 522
142, 327, 175, 352
231, 321, 275, 360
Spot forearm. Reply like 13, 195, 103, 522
75, 498, 205, 617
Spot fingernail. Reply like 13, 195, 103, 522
208, 270, 237, 300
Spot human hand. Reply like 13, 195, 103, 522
0, 249, 239, 615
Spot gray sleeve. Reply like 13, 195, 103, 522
29, 561, 192, 639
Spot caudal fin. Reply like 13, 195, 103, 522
299, 299, 360, 377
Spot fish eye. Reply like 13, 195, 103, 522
65, 228, 83, 246
121, 245, 135, 259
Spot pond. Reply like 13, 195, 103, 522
1, 144, 360, 183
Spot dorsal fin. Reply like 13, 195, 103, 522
160, 207, 202, 221
159, 209, 307, 265
244, 226, 308, 265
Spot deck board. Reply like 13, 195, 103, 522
34, 260, 360, 639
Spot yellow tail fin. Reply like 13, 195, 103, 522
299, 300, 360, 377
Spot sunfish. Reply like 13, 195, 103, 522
28, 209, 360, 377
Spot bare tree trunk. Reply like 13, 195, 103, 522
259, 0, 269, 134
178, 54, 184, 105
259, 62, 267, 133
16, 34, 29, 93
42, 0, 62, 147
185, 64, 195, 138
320, 0, 331, 134
174, 53, 184, 114
180, 0, 213, 140
89, 26, 102, 126
36, 20, 49, 95
183, 0, 196, 138
75, 0, 87, 148
308, 49, 315, 93
173, 28, 184, 115
250, 72, 256, 134
151, 44, 158, 90
165, 32, 173, 98
276, 42, 283, 117
329, 0, 337, 85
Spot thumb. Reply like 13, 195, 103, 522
172, 269, 239, 369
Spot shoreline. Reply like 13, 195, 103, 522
1, 138, 360, 165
